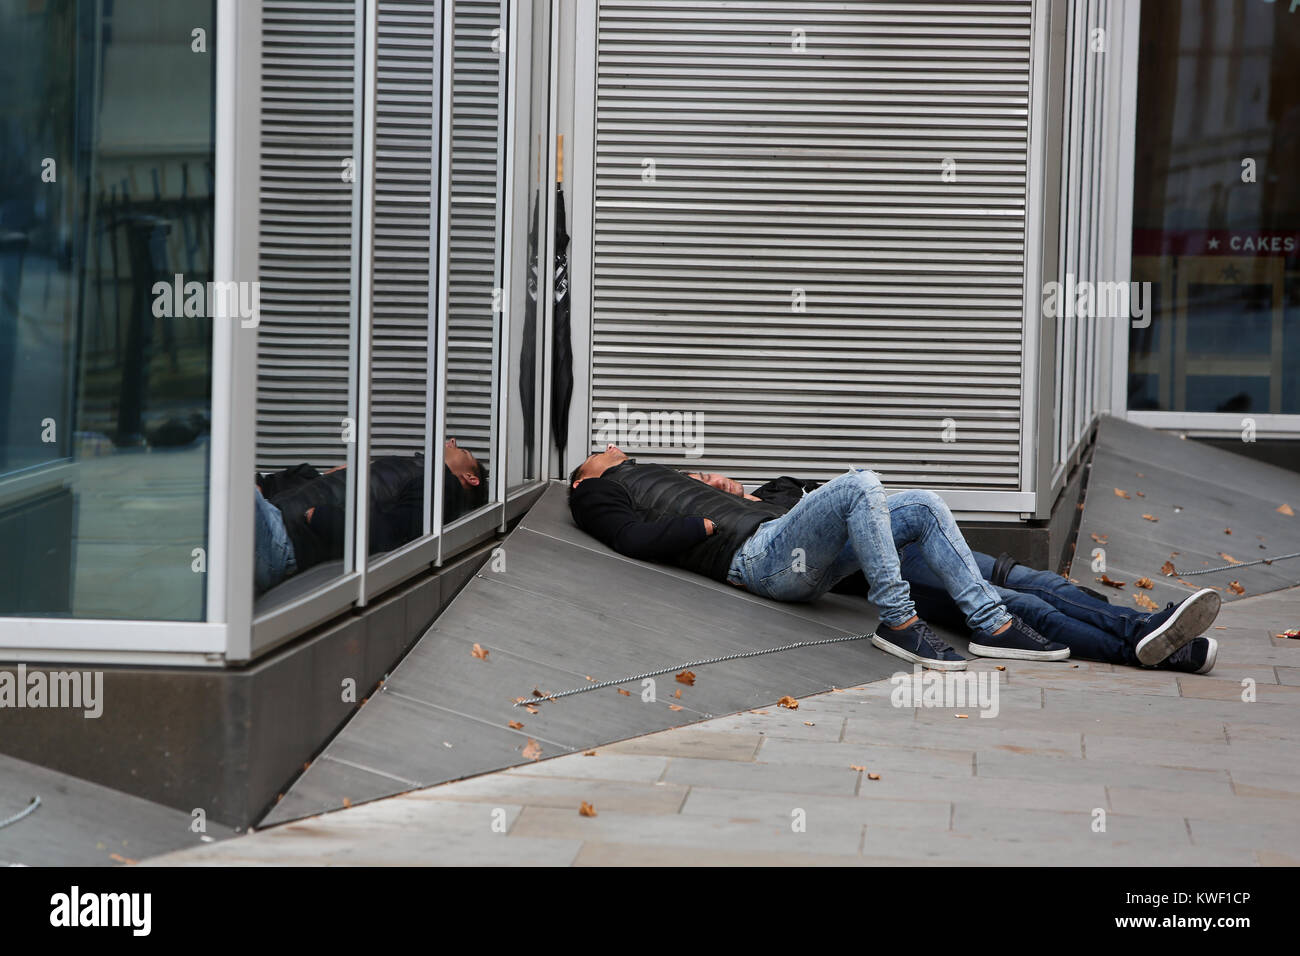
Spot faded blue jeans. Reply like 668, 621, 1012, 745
727, 469, 1010, 633
254, 488, 297, 594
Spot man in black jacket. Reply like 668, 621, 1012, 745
568, 445, 1068, 671
689, 472, 1221, 674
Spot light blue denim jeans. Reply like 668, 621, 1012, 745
254, 488, 297, 594
727, 470, 1010, 633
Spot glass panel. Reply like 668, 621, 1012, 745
253, 0, 361, 610
507, 0, 550, 492
443, 0, 505, 524
1130, 0, 1300, 414
0, 0, 215, 619
366, 1, 440, 565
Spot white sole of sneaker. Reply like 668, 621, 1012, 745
870, 634, 967, 671
967, 642, 1071, 662
1135, 588, 1222, 666
1196, 637, 1219, 675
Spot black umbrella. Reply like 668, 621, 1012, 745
551, 134, 573, 459
519, 184, 538, 468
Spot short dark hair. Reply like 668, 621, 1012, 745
567, 462, 585, 500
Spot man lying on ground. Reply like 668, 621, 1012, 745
569, 445, 1070, 671
253, 439, 489, 594
687, 472, 1221, 674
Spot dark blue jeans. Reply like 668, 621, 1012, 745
899, 546, 1155, 666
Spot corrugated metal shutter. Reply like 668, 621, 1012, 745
445, 0, 504, 461
257, 0, 361, 472
370, 1, 438, 458
591, 0, 1034, 489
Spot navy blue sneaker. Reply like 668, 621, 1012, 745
872, 618, 967, 671
1135, 588, 1221, 666
968, 616, 1070, 661
1155, 636, 1217, 674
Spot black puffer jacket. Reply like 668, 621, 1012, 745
588, 460, 786, 581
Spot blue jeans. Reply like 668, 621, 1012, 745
900, 547, 1153, 665
727, 470, 1010, 633
254, 488, 297, 594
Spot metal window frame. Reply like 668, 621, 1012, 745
1111, 2, 1299, 439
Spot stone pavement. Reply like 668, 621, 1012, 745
143, 585, 1300, 866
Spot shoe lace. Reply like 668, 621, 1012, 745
1013, 618, 1051, 647
915, 620, 955, 657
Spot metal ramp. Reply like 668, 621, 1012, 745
1070, 416, 1300, 607
262, 483, 900, 825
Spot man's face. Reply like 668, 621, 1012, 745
687, 472, 744, 496
572, 444, 630, 486
444, 438, 481, 489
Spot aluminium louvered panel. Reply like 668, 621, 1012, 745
256, 0, 360, 472
445, 0, 504, 461
1053, 0, 1109, 469
591, 0, 1035, 489
370, 1, 438, 459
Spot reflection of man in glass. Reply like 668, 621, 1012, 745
253, 438, 489, 594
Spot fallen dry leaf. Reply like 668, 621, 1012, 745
584, 750, 597, 755
109, 853, 138, 865
512, 696, 527, 704
342, 798, 352, 809
777, 696, 799, 710
673, 688, 682, 699
1278, 503, 1295, 517
1141, 513, 1158, 522
1090, 532, 1108, 544
1224, 528, 1232, 535
867, 773, 881, 781
1114, 488, 1131, 499
522, 739, 542, 761
1136, 491, 1146, 498
1135, 577, 1154, 589
531, 687, 545, 698
675, 670, 696, 686
955, 714, 969, 719
616, 688, 631, 697
750, 710, 769, 715
995, 665, 1006, 671
669, 704, 684, 711
1228, 581, 1246, 595
507, 719, 524, 730
1160, 560, 1176, 576
524, 704, 539, 715
1133, 592, 1158, 611
471, 643, 489, 660
850, 764, 867, 772
578, 801, 597, 817
803, 721, 815, 726
1097, 574, 1126, 589
1219, 553, 1241, 565
584, 675, 595, 682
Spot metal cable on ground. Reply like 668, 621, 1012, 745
512, 633, 874, 706
0, 796, 40, 830
1173, 551, 1300, 576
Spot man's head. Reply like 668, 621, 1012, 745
568, 444, 630, 495
443, 438, 490, 519
685, 471, 744, 496
444, 438, 482, 490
